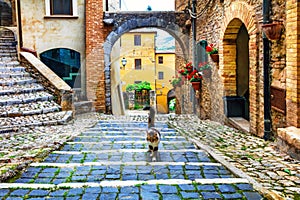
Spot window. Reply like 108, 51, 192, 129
45, 0, 78, 17
51, 0, 72, 15
134, 35, 141, 46
158, 72, 164, 80
158, 56, 163, 64
135, 59, 142, 70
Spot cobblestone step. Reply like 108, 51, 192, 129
0, 77, 36, 86
0, 100, 60, 116
0, 91, 54, 106
0, 61, 22, 68
0, 71, 30, 78
0, 28, 72, 132
0, 83, 44, 95
0, 119, 264, 200
0, 110, 73, 129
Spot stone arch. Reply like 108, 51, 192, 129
0, 0, 13, 26
220, 1, 260, 134
103, 18, 190, 113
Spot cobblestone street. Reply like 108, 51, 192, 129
0, 112, 299, 199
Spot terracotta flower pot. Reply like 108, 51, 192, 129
261, 22, 283, 41
210, 54, 219, 62
191, 81, 201, 91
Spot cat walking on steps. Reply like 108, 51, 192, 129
143, 106, 161, 161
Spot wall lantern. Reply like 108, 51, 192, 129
261, 20, 284, 41
121, 57, 127, 69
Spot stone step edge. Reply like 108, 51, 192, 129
77, 135, 184, 139
67, 141, 189, 144
30, 161, 221, 168
52, 149, 205, 154
0, 111, 73, 129
0, 178, 250, 189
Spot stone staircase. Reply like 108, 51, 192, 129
0, 28, 72, 132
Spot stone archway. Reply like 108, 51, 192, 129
103, 15, 190, 114
220, 2, 260, 135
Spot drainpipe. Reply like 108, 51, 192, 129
191, 0, 197, 68
263, 0, 272, 140
16, 0, 23, 48
191, 0, 197, 113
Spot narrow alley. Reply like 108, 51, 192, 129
0, 113, 267, 200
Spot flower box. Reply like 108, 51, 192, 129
191, 81, 201, 91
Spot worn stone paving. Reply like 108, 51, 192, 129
0, 116, 263, 200
168, 115, 300, 200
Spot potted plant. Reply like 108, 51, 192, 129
206, 43, 219, 62
261, 20, 283, 41
198, 62, 212, 78
169, 75, 183, 88
190, 72, 202, 91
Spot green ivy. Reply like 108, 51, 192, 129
126, 81, 152, 92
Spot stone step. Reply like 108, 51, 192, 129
0, 41, 17, 46
0, 47, 17, 52
0, 77, 36, 86
0, 61, 21, 67
74, 101, 94, 115
0, 91, 54, 106
0, 52, 18, 58
0, 110, 73, 129
0, 71, 30, 78
0, 100, 61, 117
0, 82, 44, 95
0, 56, 18, 62
0, 37, 15, 42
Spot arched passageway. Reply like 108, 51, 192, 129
102, 12, 190, 114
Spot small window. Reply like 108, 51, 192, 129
134, 81, 142, 84
158, 72, 164, 80
45, 0, 78, 17
135, 59, 142, 70
51, 0, 72, 15
134, 35, 141, 46
158, 56, 163, 64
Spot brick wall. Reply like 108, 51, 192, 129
86, 0, 106, 112
174, 0, 293, 137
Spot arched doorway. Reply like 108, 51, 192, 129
236, 24, 250, 120
40, 48, 81, 88
0, 0, 12, 26
222, 19, 250, 121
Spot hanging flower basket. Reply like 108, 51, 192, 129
210, 54, 219, 62
261, 21, 283, 41
191, 81, 201, 91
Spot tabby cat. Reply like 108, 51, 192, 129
144, 106, 161, 161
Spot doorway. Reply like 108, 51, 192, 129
236, 24, 250, 120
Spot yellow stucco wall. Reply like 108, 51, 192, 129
120, 32, 156, 90
120, 31, 175, 113
156, 53, 176, 113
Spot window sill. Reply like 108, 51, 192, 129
44, 15, 79, 19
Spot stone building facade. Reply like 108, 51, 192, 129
174, 0, 300, 154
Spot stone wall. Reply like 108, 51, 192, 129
174, 0, 290, 138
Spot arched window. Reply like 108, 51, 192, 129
40, 48, 81, 88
